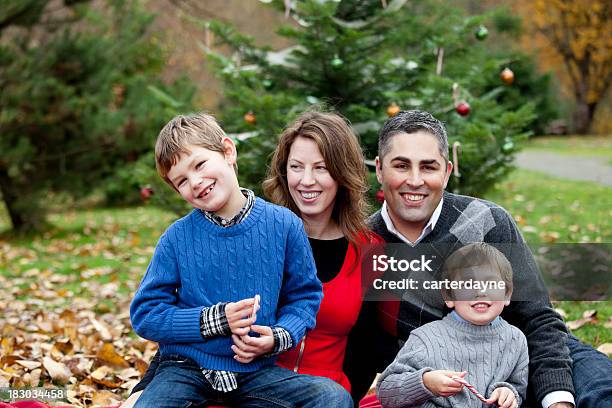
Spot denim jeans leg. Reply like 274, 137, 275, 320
568, 334, 612, 408
234, 365, 353, 408
133, 356, 213, 408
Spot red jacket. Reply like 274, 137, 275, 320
276, 232, 383, 392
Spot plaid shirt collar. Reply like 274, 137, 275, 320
201, 188, 255, 227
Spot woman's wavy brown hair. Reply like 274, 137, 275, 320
263, 111, 371, 247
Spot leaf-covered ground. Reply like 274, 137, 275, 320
0, 168, 610, 406
0, 208, 175, 406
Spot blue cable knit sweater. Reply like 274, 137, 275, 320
130, 197, 323, 373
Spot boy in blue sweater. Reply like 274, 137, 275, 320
130, 112, 352, 407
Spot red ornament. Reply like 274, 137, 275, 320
387, 103, 401, 117
140, 187, 154, 201
500, 67, 515, 85
375, 189, 385, 203
455, 102, 471, 117
244, 111, 256, 125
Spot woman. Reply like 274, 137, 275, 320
123, 111, 381, 407
262, 111, 382, 393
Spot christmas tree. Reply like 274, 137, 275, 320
0, 0, 195, 231
147, 0, 542, 213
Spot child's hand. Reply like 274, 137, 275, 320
422, 370, 466, 397
231, 325, 275, 364
486, 386, 517, 408
225, 297, 260, 336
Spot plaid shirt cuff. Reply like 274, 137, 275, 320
269, 326, 293, 355
200, 302, 230, 338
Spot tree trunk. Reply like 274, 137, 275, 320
0, 166, 28, 231
573, 99, 596, 135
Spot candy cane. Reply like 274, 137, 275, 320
451, 376, 489, 403
252, 294, 260, 318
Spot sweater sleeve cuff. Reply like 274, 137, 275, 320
530, 370, 575, 403
172, 307, 208, 342
489, 382, 521, 407
410, 367, 436, 404
274, 313, 306, 346
200, 302, 230, 338
377, 367, 435, 407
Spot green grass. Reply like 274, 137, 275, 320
484, 168, 611, 346
525, 135, 612, 159
485, 168, 611, 243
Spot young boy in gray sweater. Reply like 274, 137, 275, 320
377, 243, 529, 408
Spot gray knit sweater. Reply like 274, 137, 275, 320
377, 314, 529, 408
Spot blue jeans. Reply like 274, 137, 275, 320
133, 355, 353, 408
568, 334, 612, 408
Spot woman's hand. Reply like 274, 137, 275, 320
231, 325, 275, 364
225, 297, 259, 336
422, 370, 466, 397
486, 386, 517, 408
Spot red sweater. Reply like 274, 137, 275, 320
276, 232, 382, 392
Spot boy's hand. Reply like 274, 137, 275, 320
225, 297, 260, 336
486, 387, 517, 408
422, 370, 466, 397
231, 325, 275, 364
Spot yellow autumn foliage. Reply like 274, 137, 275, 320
516, 0, 611, 132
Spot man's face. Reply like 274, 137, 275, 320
376, 131, 452, 237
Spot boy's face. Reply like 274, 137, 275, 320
167, 140, 241, 217
444, 265, 510, 326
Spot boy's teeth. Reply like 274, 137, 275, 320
200, 183, 214, 198
302, 192, 320, 199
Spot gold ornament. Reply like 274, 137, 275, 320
387, 103, 401, 117
500, 67, 515, 85
244, 111, 256, 125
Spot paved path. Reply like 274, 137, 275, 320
514, 151, 612, 186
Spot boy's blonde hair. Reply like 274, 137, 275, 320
441, 242, 513, 300
155, 112, 237, 187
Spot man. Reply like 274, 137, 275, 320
346, 110, 611, 408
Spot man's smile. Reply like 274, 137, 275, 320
400, 192, 428, 205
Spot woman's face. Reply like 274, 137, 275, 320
286, 136, 338, 221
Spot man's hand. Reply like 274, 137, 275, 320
549, 403, 573, 408
422, 370, 466, 397
225, 297, 259, 336
486, 387, 517, 408
231, 325, 275, 364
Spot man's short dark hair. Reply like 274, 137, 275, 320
378, 110, 449, 162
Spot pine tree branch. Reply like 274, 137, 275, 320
30, 142, 118, 163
